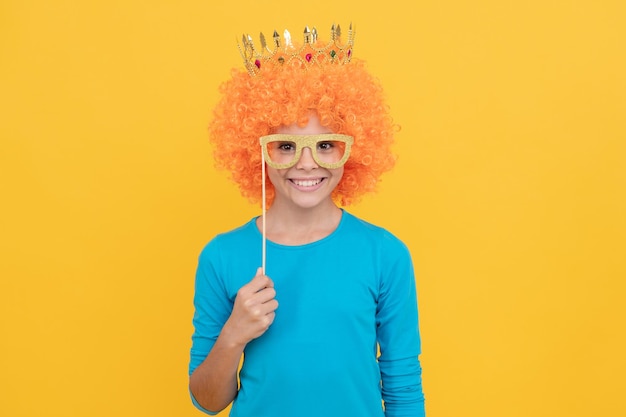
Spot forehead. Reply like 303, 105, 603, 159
275, 113, 333, 135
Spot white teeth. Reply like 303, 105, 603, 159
292, 179, 322, 187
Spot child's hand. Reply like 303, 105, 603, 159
222, 267, 278, 346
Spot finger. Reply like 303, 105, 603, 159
262, 276, 274, 288
239, 275, 272, 296
251, 273, 274, 290
247, 297, 277, 317
266, 299, 279, 312
266, 311, 276, 326
246, 295, 278, 317
252, 286, 276, 304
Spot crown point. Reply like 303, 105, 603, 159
284, 29, 292, 48
272, 30, 280, 47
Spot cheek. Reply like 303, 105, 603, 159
266, 167, 285, 187
331, 167, 345, 182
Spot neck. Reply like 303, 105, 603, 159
260, 199, 343, 245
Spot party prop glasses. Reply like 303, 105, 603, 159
260, 134, 354, 170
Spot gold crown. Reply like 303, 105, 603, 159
238, 23, 355, 76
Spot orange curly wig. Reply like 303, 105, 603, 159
208, 51, 398, 207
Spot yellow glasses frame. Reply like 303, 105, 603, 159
260, 134, 354, 169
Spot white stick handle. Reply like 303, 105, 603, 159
261, 147, 267, 275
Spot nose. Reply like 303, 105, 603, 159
295, 147, 318, 170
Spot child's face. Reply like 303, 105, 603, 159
265, 114, 345, 210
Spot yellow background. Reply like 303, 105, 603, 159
1, 1, 624, 416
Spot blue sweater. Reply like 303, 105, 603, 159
190, 211, 425, 416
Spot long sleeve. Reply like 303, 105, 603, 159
376, 233, 425, 417
189, 240, 238, 415
189, 240, 234, 376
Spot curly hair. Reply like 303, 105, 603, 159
208, 53, 397, 207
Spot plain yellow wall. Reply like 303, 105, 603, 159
1, 1, 624, 416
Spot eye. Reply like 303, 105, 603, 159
317, 141, 334, 151
277, 142, 296, 152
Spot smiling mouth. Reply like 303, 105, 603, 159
290, 178, 324, 187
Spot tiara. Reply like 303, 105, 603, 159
238, 23, 355, 76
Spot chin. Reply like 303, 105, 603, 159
285, 194, 333, 210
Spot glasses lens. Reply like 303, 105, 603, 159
315, 140, 347, 166
266, 141, 298, 166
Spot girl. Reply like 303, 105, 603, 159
189, 24, 425, 417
